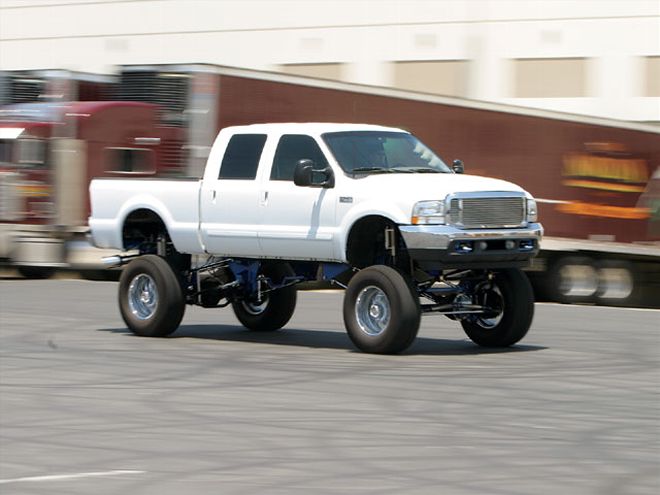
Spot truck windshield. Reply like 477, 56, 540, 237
322, 131, 451, 175
0, 103, 63, 123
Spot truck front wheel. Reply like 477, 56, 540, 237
461, 268, 534, 347
118, 255, 185, 337
232, 263, 297, 331
343, 265, 421, 354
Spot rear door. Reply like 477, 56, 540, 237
199, 133, 267, 257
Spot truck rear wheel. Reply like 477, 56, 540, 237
343, 265, 421, 354
461, 268, 534, 347
118, 255, 185, 337
232, 263, 297, 331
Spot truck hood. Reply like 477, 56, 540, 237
349, 172, 527, 201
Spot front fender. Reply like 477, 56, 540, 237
336, 201, 410, 262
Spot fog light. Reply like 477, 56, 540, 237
505, 240, 516, 250
519, 239, 535, 250
477, 241, 488, 251
455, 241, 474, 253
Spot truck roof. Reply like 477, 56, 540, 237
223, 122, 408, 134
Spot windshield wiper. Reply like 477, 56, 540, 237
390, 167, 443, 173
351, 166, 444, 175
351, 166, 393, 174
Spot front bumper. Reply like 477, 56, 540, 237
399, 223, 543, 269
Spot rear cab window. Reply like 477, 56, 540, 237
105, 147, 155, 174
219, 134, 267, 180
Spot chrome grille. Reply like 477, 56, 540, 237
119, 70, 189, 126
449, 195, 525, 228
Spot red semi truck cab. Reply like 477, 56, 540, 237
0, 101, 185, 276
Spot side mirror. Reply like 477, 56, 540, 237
293, 159, 334, 188
452, 159, 464, 174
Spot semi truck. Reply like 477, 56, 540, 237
89, 122, 543, 354
0, 100, 184, 278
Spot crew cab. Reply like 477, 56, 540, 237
90, 123, 543, 353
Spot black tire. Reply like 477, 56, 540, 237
461, 268, 534, 347
17, 266, 55, 279
343, 265, 421, 354
118, 255, 185, 337
232, 263, 297, 331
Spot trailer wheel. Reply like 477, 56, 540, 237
81, 269, 121, 282
548, 256, 598, 304
17, 266, 55, 279
461, 268, 534, 347
118, 255, 185, 337
343, 265, 420, 354
232, 263, 297, 331
595, 260, 640, 307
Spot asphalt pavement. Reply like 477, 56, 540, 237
0, 278, 658, 494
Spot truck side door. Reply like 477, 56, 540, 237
258, 134, 337, 260
199, 133, 267, 257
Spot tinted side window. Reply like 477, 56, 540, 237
271, 134, 328, 181
219, 134, 267, 180
104, 147, 155, 174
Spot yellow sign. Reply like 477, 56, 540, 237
563, 151, 649, 191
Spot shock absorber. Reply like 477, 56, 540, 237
156, 233, 167, 257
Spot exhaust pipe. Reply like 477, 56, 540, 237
102, 255, 123, 267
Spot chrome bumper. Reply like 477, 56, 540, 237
399, 223, 543, 250
399, 223, 543, 269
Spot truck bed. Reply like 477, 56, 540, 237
89, 177, 204, 254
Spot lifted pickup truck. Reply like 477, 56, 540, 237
90, 123, 543, 353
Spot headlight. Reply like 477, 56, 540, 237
526, 197, 538, 223
412, 200, 446, 225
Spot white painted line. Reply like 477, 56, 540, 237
0, 470, 146, 484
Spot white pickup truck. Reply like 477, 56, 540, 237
90, 123, 543, 353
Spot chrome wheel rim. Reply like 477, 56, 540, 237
355, 286, 390, 336
475, 285, 504, 329
241, 296, 269, 315
128, 274, 158, 320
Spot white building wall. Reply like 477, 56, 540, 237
0, 0, 658, 122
